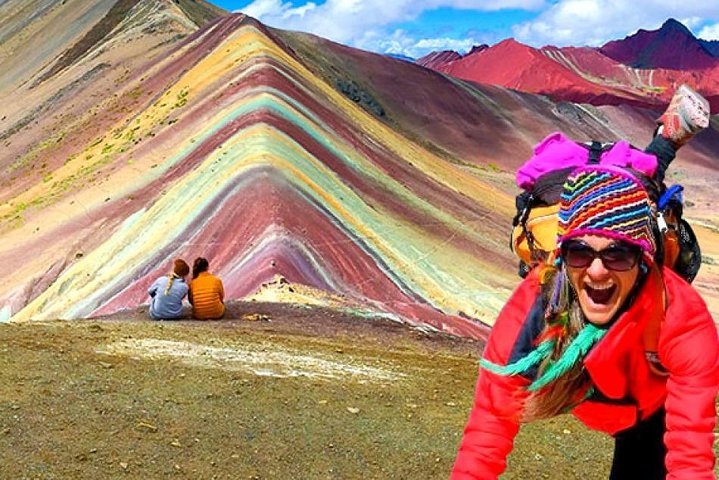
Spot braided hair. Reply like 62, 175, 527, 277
164, 259, 190, 296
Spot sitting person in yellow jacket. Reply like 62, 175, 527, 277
188, 257, 225, 320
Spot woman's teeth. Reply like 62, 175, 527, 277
585, 284, 615, 304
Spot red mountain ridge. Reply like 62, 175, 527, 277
417, 18, 719, 111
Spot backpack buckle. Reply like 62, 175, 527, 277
656, 211, 668, 234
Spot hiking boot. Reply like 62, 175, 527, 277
657, 84, 710, 147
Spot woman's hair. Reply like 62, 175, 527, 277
520, 266, 592, 420
192, 257, 209, 279
165, 259, 190, 295
173, 259, 190, 277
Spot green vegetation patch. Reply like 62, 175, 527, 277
335, 78, 385, 118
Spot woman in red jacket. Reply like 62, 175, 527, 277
452, 166, 719, 479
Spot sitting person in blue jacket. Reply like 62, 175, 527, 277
148, 259, 190, 320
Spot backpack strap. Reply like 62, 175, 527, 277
642, 265, 668, 376
587, 141, 604, 164
511, 191, 537, 255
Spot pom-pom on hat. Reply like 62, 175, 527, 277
557, 166, 656, 257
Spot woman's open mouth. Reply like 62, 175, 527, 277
584, 284, 616, 305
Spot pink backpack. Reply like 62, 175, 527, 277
516, 132, 658, 190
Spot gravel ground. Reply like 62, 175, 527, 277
0, 301, 714, 479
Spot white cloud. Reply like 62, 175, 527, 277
415, 37, 478, 51
240, 0, 287, 18
281, 2, 318, 18
361, 28, 479, 58
236, 0, 719, 56
424, 0, 544, 7
698, 22, 719, 40
238, 0, 546, 45
240, 0, 319, 20
512, 1, 719, 47
682, 16, 705, 31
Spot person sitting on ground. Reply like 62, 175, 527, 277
188, 257, 225, 320
148, 259, 190, 320
451, 166, 719, 479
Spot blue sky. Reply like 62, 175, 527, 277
210, 1, 719, 59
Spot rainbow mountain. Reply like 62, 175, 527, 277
1, 1, 718, 338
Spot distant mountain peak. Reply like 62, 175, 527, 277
498, 37, 522, 47
599, 18, 716, 69
466, 44, 489, 56
661, 17, 691, 34
415, 50, 461, 69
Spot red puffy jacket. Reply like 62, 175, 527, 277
451, 267, 719, 479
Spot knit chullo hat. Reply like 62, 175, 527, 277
557, 166, 656, 258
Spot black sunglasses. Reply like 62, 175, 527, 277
560, 240, 642, 271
